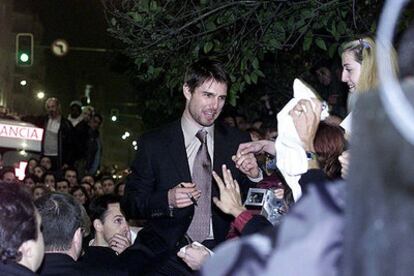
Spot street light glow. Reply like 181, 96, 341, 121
111, 115, 117, 122
37, 91, 45, 99
20, 80, 27, 86
132, 140, 137, 146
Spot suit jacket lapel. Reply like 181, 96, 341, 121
166, 121, 192, 182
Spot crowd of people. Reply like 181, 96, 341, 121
1, 16, 414, 275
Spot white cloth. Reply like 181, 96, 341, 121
275, 79, 327, 201
44, 117, 60, 156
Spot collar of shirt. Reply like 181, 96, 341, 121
181, 115, 214, 148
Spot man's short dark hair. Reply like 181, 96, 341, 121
89, 194, 121, 223
184, 59, 230, 93
56, 179, 70, 186
0, 182, 38, 263
93, 113, 103, 123
35, 193, 82, 251
64, 167, 78, 176
1, 166, 15, 179
101, 175, 114, 184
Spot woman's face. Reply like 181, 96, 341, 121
341, 51, 361, 93
34, 167, 44, 179
24, 178, 35, 189
73, 189, 87, 205
33, 187, 46, 201
44, 175, 56, 189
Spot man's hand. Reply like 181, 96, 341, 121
212, 165, 246, 218
236, 140, 276, 157
232, 152, 260, 179
289, 99, 322, 152
168, 182, 201, 208
338, 150, 350, 179
177, 243, 211, 270
109, 233, 131, 255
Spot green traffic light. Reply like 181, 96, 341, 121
19, 53, 29, 63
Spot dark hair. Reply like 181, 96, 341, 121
114, 182, 125, 196
0, 182, 38, 263
35, 193, 82, 251
56, 179, 70, 186
93, 113, 103, 122
42, 172, 56, 184
314, 121, 346, 179
101, 175, 114, 184
70, 186, 90, 206
64, 167, 78, 177
184, 59, 230, 93
89, 194, 121, 223
1, 166, 15, 180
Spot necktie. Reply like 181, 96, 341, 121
187, 129, 212, 242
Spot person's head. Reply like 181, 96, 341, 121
81, 182, 93, 198
315, 66, 332, 86
0, 182, 44, 272
247, 128, 264, 142
45, 97, 61, 119
314, 121, 346, 180
101, 176, 115, 195
33, 185, 48, 201
82, 106, 94, 123
89, 195, 130, 246
33, 165, 45, 180
1, 166, 16, 183
89, 113, 103, 130
35, 193, 83, 261
114, 182, 126, 197
40, 156, 52, 171
27, 158, 38, 174
43, 172, 56, 190
56, 179, 70, 194
183, 59, 230, 127
23, 174, 37, 190
70, 186, 89, 206
69, 101, 82, 119
64, 167, 78, 187
93, 181, 104, 197
341, 36, 398, 94
81, 175, 95, 186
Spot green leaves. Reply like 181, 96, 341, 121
203, 41, 214, 53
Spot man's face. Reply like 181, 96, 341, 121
70, 105, 81, 118
46, 100, 59, 118
183, 79, 227, 127
100, 203, 130, 243
65, 170, 78, 187
40, 158, 52, 170
3, 172, 16, 183
102, 179, 115, 194
56, 181, 69, 193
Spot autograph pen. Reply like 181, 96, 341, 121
179, 184, 198, 206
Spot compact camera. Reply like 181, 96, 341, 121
244, 188, 288, 225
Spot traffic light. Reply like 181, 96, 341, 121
16, 33, 33, 66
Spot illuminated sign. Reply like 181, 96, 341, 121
0, 123, 43, 141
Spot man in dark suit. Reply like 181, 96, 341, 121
123, 59, 261, 273
36, 193, 126, 276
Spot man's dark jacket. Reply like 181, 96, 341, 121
123, 120, 256, 253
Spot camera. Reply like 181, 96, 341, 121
244, 188, 288, 225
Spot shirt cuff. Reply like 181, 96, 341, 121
248, 169, 263, 183
233, 210, 254, 233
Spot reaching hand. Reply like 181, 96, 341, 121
289, 99, 322, 152
338, 150, 350, 179
232, 152, 261, 179
168, 182, 201, 208
212, 165, 246, 218
177, 243, 211, 270
236, 140, 276, 157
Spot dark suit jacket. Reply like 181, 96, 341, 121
0, 262, 36, 276
38, 253, 125, 276
123, 120, 255, 251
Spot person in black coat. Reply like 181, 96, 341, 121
35, 192, 126, 276
0, 182, 44, 276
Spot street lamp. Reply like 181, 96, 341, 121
111, 115, 117, 122
36, 91, 45, 99
20, 80, 27, 86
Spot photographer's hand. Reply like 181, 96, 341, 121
212, 165, 246, 218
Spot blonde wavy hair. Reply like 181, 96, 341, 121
341, 36, 398, 93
